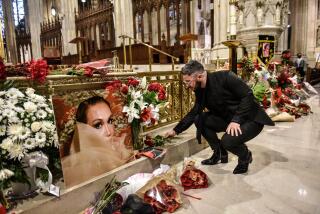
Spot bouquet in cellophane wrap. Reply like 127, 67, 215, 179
180, 159, 209, 191
136, 169, 184, 214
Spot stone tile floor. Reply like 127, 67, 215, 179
175, 85, 320, 214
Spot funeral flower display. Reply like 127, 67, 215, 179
106, 77, 168, 149
0, 87, 59, 189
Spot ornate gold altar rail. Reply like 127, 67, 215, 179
7, 70, 194, 132
138, 71, 195, 132
119, 35, 180, 72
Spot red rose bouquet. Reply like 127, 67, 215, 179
26, 59, 49, 83
180, 160, 208, 191
143, 179, 181, 213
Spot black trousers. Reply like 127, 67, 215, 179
195, 112, 264, 160
297, 67, 305, 80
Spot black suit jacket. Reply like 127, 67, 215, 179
174, 71, 275, 135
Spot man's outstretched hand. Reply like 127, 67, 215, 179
226, 122, 242, 137
165, 129, 176, 138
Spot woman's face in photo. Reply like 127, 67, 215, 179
86, 102, 115, 138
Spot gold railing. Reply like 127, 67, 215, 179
137, 71, 195, 132
8, 71, 195, 132
119, 35, 179, 72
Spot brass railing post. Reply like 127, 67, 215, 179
148, 47, 152, 72
171, 57, 175, 71
129, 38, 133, 69
122, 36, 127, 67
179, 72, 184, 119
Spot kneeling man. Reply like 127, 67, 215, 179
166, 60, 274, 174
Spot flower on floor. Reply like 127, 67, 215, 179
143, 179, 181, 213
180, 160, 208, 191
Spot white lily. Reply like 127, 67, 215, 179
123, 102, 140, 123
130, 89, 142, 100
140, 77, 147, 89
150, 104, 160, 121
134, 97, 147, 110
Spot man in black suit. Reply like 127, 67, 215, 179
166, 60, 274, 174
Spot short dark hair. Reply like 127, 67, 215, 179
76, 96, 111, 123
181, 60, 204, 75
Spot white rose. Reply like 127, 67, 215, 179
31, 122, 42, 132
23, 101, 37, 113
25, 88, 35, 96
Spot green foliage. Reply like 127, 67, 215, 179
0, 80, 14, 90
252, 82, 269, 102
153, 135, 171, 147
143, 91, 158, 104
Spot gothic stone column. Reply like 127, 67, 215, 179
28, 0, 44, 59
2, 0, 18, 64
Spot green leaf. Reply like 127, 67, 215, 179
143, 91, 157, 104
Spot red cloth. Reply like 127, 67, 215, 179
0, 204, 6, 214
76, 59, 110, 69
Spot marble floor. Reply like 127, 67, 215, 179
175, 87, 320, 214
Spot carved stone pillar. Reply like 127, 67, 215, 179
2, 0, 18, 63
28, 0, 44, 59
229, 0, 237, 39
0, 16, 6, 59
60, 0, 78, 55
114, 0, 134, 47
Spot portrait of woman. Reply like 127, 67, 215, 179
263, 43, 270, 58
60, 96, 133, 188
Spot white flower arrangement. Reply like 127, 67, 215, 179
0, 87, 59, 184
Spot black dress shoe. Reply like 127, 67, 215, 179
233, 151, 253, 174
201, 149, 228, 165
